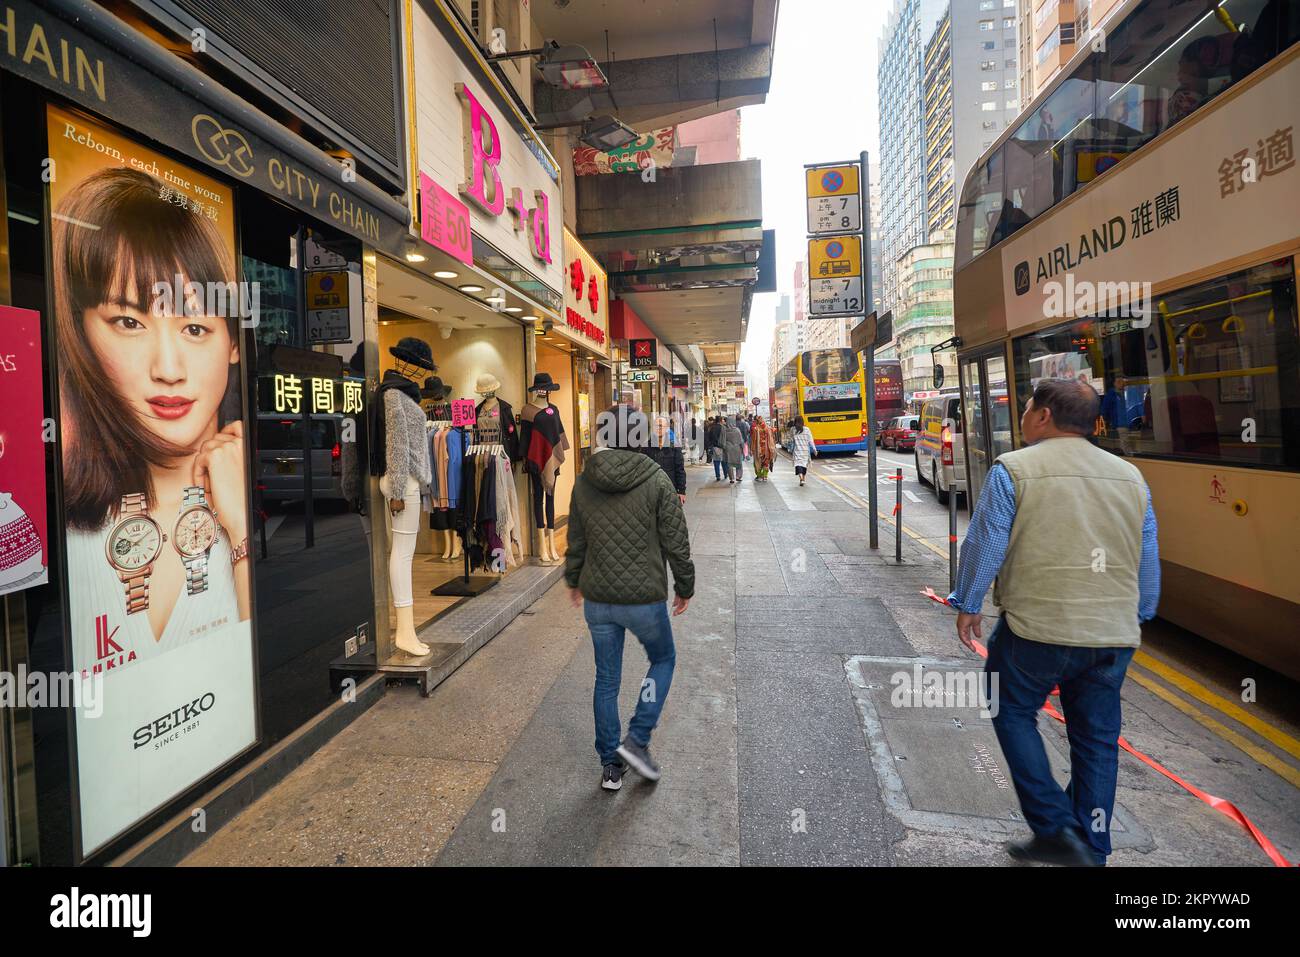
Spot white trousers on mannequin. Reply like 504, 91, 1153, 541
380, 475, 421, 608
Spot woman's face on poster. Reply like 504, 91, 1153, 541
83, 272, 237, 452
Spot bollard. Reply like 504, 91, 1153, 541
895, 467, 903, 564
948, 470, 958, 590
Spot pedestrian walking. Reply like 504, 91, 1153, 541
645, 414, 687, 505
947, 378, 1160, 867
750, 416, 775, 481
789, 416, 817, 485
566, 410, 695, 792
706, 416, 722, 477
735, 413, 751, 461
720, 416, 743, 483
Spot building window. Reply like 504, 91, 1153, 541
981, 100, 997, 111
982, 80, 998, 91
981, 59, 996, 70
979, 19, 994, 30
980, 0, 995, 8
1003, 17, 1015, 28
983, 40, 996, 50
1005, 98, 1019, 109
1005, 77, 1017, 88
982, 119, 999, 130
1060, 23, 1076, 44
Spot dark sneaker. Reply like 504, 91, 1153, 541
616, 738, 661, 781
601, 762, 625, 791
1006, 828, 1104, 866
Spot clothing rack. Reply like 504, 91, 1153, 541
431, 417, 503, 598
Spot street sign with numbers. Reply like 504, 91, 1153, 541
808, 235, 863, 315
805, 165, 861, 235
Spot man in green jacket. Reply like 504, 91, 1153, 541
566, 405, 695, 791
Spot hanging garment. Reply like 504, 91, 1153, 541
477, 396, 521, 463
519, 401, 570, 495
494, 451, 521, 566
369, 370, 423, 477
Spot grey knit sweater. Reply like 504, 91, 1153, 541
383, 388, 432, 495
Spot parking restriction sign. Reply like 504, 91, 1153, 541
805, 164, 861, 235
807, 235, 863, 316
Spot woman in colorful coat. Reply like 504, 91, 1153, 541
750, 417, 775, 481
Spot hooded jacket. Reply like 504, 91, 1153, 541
565, 449, 694, 604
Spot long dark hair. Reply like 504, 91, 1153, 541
54, 167, 238, 529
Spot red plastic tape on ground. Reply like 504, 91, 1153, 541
918, 588, 1293, 867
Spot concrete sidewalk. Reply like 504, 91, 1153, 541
182, 453, 1296, 867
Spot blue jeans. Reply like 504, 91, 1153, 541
714, 457, 724, 479
584, 600, 677, 766
985, 617, 1135, 862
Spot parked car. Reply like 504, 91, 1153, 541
914, 393, 966, 506
257, 413, 346, 503
880, 415, 920, 451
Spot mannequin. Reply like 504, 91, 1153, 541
374, 337, 435, 657
422, 375, 460, 562
519, 372, 569, 565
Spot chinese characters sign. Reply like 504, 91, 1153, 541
271, 375, 364, 415
560, 229, 609, 354
451, 399, 477, 428
419, 171, 473, 266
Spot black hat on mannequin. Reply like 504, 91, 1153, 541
420, 376, 450, 400
528, 372, 560, 393
389, 336, 437, 371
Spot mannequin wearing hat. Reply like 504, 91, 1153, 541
519, 372, 570, 565
421, 376, 461, 563
371, 337, 435, 657
473, 372, 521, 465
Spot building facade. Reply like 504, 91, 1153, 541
894, 231, 957, 396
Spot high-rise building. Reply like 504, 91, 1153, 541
768, 294, 794, 386
925, 1, 1022, 235
868, 161, 883, 318
1018, 0, 1123, 104
878, 0, 948, 320
895, 231, 957, 397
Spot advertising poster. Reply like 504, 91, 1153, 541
0, 306, 49, 596
47, 104, 257, 855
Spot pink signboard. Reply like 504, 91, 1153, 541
0, 305, 48, 596
419, 171, 474, 267
451, 399, 477, 428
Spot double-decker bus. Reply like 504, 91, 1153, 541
773, 348, 870, 452
952, 0, 1300, 678
873, 358, 905, 433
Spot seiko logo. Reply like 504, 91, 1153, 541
1013, 260, 1031, 296
133, 693, 215, 750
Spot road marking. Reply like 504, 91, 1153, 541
1125, 668, 1300, 790
812, 468, 951, 560
904, 490, 921, 503
1133, 650, 1300, 762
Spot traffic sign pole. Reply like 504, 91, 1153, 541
862, 150, 878, 550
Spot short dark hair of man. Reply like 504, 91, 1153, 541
1032, 377, 1101, 434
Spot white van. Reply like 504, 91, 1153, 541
914, 392, 966, 505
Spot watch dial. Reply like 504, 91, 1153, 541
176, 510, 217, 557
110, 518, 162, 571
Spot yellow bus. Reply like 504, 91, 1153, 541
773, 349, 870, 453
952, 0, 1300, 679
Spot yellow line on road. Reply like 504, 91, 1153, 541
1133, 651, 1300, 762
1125, 668, 1300, 790
795, 456, 1300, 780
811, 466, 950, 560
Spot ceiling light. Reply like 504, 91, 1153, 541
403, 237, 426, 263
434, 270, 458, 279
459, 284, 484, 293
504, 306, 522, 313
521, 314, 540, 321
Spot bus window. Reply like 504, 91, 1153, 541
1012, 259, 1299, 468
801, 348, 860, 383
956, 147, 1004, 265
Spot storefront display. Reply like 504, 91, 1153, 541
519, 372, 570, 565
47, 103, 256, 856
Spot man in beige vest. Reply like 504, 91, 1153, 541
947, 378, 1160, 866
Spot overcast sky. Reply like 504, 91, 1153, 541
738, 0, 890, 393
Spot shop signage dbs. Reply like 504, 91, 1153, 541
456, 83, 552, 266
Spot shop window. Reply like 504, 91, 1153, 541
1011, 260, 1300, 468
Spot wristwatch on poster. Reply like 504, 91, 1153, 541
173, 486, 218, 596
105, 492, 164, 615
